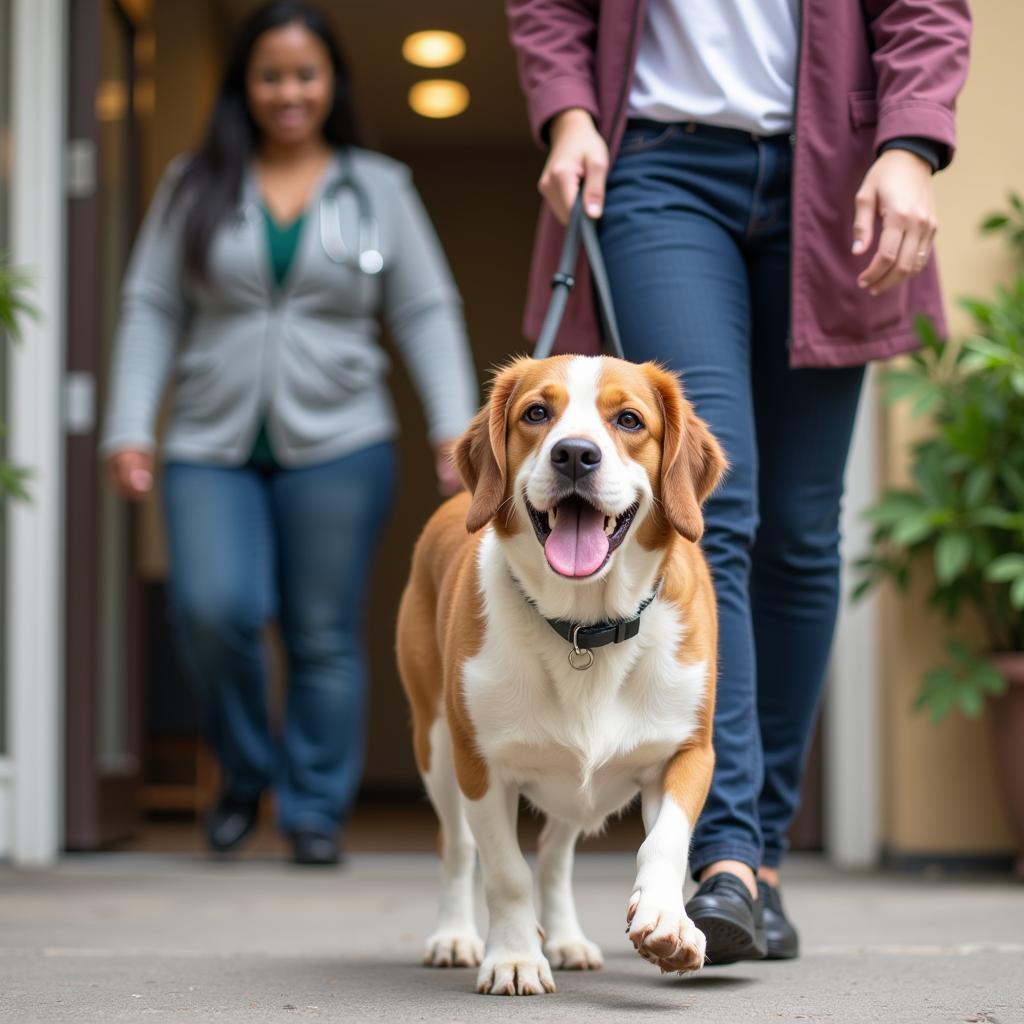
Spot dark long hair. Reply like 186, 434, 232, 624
169, 1, 359, 280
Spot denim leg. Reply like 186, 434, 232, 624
270, 442, 397, 836
748, 232, 864, 867
601, 130, 763, 875
162, 462, 277, 798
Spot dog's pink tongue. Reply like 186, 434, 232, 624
545, 501, 609, 577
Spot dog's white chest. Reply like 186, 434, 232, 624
463, 536, 707, 831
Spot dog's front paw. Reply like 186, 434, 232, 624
626, 892, 706, 974
543, 934, 603, 970
476, 949, 556, 995
423, 928, 485, 968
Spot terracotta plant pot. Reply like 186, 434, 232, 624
988, 652, 1024, 880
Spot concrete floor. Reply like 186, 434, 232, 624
1, 853, 1022, 1024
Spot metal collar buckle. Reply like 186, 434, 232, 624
568, 624, 595, 672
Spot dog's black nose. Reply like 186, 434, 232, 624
551, 437, 602, 480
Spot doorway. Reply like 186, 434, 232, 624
62, 0, 825, 858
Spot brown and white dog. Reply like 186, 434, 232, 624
397, 355, 726, 995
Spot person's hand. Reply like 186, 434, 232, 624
852, 148, 938, 295
106, 448, 154, 501
435, 440, 463, 497
539, 108, 609, 225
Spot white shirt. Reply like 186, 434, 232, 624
628, 0, 800, 135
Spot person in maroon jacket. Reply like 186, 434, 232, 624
507, 0, 970, 965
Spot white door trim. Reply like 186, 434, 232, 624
825, 368, 881, 867
4, 0, 67, 866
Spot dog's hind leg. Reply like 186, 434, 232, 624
420, 714, 484, 968
537, 817, 603, 970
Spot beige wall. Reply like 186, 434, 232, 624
880, 0, 1023, 856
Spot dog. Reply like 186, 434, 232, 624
396, 354, 726, 995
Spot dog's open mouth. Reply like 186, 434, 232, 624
527, 494, 640, 579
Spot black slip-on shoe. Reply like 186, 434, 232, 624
206, 791, 261, 853
291, 831, 341, 866
685, 871, 767, 965
758, 880, 800, 960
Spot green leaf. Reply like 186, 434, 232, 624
911, 384, 944, 417
973, 508, 1024, 530
963, 465, 995, 507
891, 512, 934, 547
959, 297, 994, 324
985, 554, 1024, 582
914, 314, 943, 351
978, 664, 1009, 697
981, 213, 1010, 232
863, 491, 925, 526
963, 335, 1012, 363
0, 463, 31, 502
881, 369, 926, 404
947, 638, 977, 666
957, 687, 984, 718
935, 533, 971, 584
1000, 465, 1024, 505
1012, 576, 1024, 610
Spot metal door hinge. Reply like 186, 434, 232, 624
65, 371, 97, 435
66, 139, 97, 199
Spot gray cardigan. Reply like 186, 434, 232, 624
101, 148, 478, 466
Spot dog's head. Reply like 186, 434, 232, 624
454, 355, 726, 581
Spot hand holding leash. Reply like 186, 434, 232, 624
540, 108, 609, 224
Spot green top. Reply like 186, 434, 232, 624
247, 206, 307, 468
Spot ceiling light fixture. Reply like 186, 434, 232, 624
408, 79, 470, 120
402, 30, 466, 69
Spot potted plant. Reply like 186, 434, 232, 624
0, 253, 33, 501
855, 196, 1024, 876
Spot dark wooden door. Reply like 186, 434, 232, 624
64, 0, 145, 849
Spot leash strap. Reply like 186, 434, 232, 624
532, 193, 625, 360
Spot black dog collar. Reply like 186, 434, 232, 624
511, 573, 662, 668
544, 590, 660, 650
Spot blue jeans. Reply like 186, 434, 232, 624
601, 122, 864, 873
163, 442, 397, 836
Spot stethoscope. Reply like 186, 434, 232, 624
318, 158, 385, 275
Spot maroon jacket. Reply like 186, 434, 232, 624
507, 0, 971, 368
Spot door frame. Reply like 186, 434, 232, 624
63, 0, 144, 850
825, 369, 882, 867
3, 0, 67, 866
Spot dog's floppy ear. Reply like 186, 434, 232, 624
454, 361, 524, 532
647, 365, 727, 543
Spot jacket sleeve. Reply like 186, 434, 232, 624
505, 0, 600, 148
863, 0, 971, 169
382, 169, 479, 445
99, 157, 192, 457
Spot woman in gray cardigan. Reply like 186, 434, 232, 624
102, 1, 478, 864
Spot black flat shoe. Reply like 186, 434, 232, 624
685, 872, 767, 965
291, 831, 341, 866
206, 791, 261, 852
758, 880, 800, 960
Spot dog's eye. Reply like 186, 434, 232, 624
523, 404, 550, 424
615, 410, 644, 431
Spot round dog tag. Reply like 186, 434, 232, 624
568, 647, 594, 671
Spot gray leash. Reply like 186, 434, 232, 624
532, 193, 625, 360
